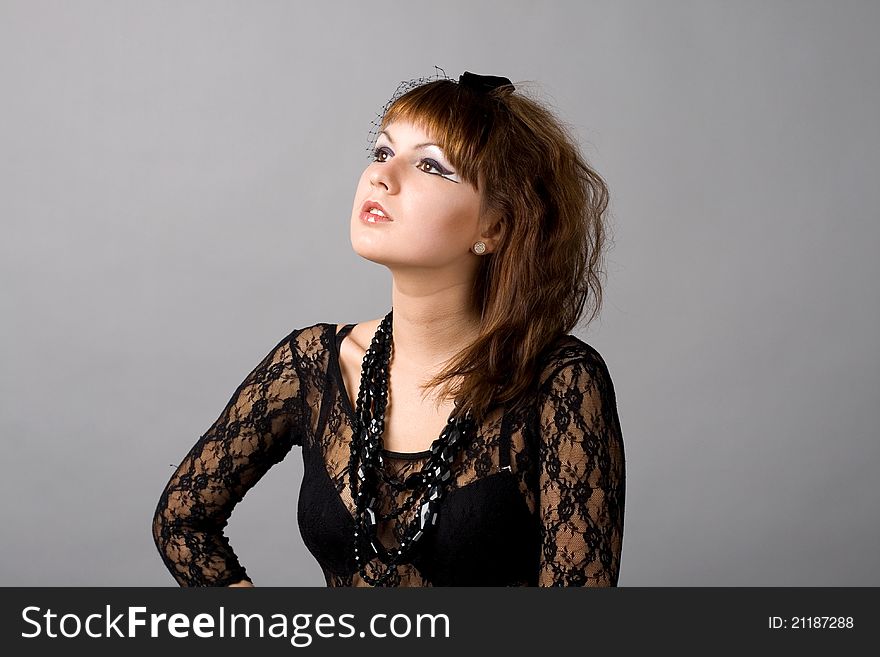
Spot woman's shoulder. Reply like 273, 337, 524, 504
282, 319, 381, 358
271, 320, 320, 341
542, 331, 605, 364
536, 332, 614, 390
270, 320, 337, 359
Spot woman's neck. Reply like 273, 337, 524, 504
388, 277, 481, 373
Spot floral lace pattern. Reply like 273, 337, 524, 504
152, 323, 625, 586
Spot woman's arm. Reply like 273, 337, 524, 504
152, 329, 305, 587
535, 349, 626, 586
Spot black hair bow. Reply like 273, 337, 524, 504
458, 71, 514, 93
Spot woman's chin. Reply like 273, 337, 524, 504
351, 243, 389, 265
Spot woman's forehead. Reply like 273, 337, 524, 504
379, 118, 437, 140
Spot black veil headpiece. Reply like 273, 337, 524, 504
365, 66, 515, 157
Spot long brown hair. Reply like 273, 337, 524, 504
378, 78, 613, 425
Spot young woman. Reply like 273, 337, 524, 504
152, 70, 626, 587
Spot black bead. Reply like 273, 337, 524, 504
418, 501, 433, 530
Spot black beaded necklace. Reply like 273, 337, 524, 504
348, 308, 476, 586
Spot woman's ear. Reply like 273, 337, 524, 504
478, 209, 505, 253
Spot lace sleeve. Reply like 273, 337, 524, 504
151, 330, 304, 586
536, 350, 626, 586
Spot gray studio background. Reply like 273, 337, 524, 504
1, 0, 877, 586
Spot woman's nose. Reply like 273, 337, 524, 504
369, 170, 388, 190
369, 163, 398, 194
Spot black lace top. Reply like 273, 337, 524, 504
152, 322, 625, 587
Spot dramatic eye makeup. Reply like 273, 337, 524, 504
373, 131, 461, 183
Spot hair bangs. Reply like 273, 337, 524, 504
380, 80, 494, 190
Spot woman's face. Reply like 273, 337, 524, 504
350, 119, 486, 271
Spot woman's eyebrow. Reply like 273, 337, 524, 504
378, 129, 442, 151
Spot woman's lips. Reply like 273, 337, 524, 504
359, 210, 393, 224
359, 199, 393, 224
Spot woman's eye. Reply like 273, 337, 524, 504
372, 146, 391, 162
418, 159, 450, 176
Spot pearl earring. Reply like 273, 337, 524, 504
472, 241, 486, 255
